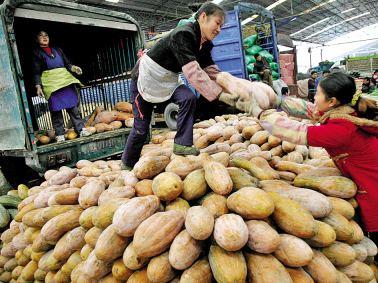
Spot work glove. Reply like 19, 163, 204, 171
249, 92, 264, 118
218, 91, 239, 107
71, 65, 82, 75
36, 85, 44, 98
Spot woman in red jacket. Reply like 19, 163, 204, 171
257, 72, 378, 242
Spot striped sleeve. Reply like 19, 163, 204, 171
182, 61, 222, 102
259, 110, 308, 145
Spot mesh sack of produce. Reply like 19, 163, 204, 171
243, 34, 258, 48
247, 64, 255, 74
246, 45, 263, 56
270, 62, 279, 71
272, 70, 279, 79
249, 74, 260, 81
245, 55, 256, 65
259, 50, 274, 63
177, 16, 195, 27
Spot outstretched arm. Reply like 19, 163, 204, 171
259, 110, 309, 145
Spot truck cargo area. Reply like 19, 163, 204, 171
14, 16, 137, 135
4, 14, 140, 172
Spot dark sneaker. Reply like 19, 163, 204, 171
173, 143, 200, 156
121, 163, 133, 171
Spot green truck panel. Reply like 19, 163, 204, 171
0, 17, 26, 150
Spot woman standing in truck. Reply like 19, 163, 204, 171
122, 2, 225, 169
32, 30, 91, 142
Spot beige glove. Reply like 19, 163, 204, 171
36, 85, 44, 98
219, 92, 239, 107
249, 92, 263, 118
71, 65, 82, 75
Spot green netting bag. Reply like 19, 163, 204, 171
243, 34, 258, 48
270, 62, 279, 71
246, 45, 263, 55
272, 70, 279, 79
245, 55, 256, 65
249, 74, 260, 81
247, 63, 254, 74
177, 16, 195, 27
259, 50, 274, 63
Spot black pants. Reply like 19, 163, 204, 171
51, 106, 84, 136
122, 80, 197, 167
308, 90, 316, 103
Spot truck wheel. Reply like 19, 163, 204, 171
164, 103, 179, 130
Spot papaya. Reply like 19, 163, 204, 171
147, 251, 176, 282
127, 268, 150, 283
208, 244, 247, 283
84, 227, 103, 248
226, 187, 274, 219
246, 220, 280, 254
322, 212, 354, 242
304, 250, 338, 283
94, 225, 129, 261
38, 250, 65, 272
213, 213, 248, 251
275, 160, 315, 174
79, 206, 98, 229
112, 258, 133, 281
20, 260, 38, 281
320, 241, 356, 267
274, 234, 314, 267
53, 227, 86, 261
133, 156, 170, 179
165, 198, 190, 216
268, 192, 316, 238
122, 241, 149, 270
182, 169, 208, 201
168, 230, 202, 270
338, 261, 374, 283
165, 156, 201, 179
226, 167, 259, 190
294, 175, 357, 198
185, 206, 214, 240
113, 195, 160, 237
202, 155, 233, 195
245, 252, 292, 283
40, 208, 83, 244
200, 193, 229, 218
286, 267, 314, 283
135, 179, 153, 197
60, 251, 82, 275
180, 258, 212, 283
152, 172, 183, 201
232, 157, 279, 180
306, 220, 336, 248
92, 198, 129, 229
133, 211, 185, 258
328, 197, 355, 220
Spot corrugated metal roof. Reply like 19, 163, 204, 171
66, 0, 378, 43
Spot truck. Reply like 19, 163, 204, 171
0, 0, 143, 183
330, 55, 378, 77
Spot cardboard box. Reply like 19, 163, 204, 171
282, 76, 295, 85
279, 54, 294, 63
